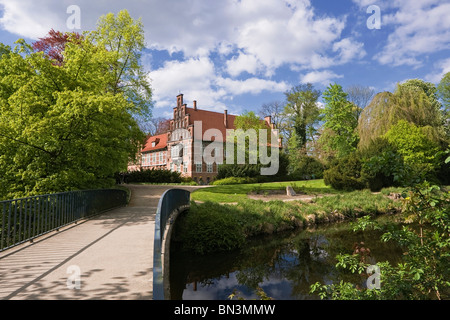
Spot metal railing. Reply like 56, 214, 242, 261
0, 189, 128, 252
153, 188, 190, 300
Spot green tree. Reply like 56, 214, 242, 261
438, 72, 450, 138
358, 80, 445, 150
0, 10, 149, 200
319, 83, 359, 158
91, 10, 152, 120
284, 83, 321, 148
384, 120, 441, 182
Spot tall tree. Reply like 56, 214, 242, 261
318, 83, 359, 158
284, 84, 321, 149
438, 72, 450, 138
345, 85, 375, 120
91, 10, 152, 121
358, 80, 445, 149
258, 101, 289, 140
0, 10, 150, 200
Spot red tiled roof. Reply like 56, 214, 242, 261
141, 133, 168, 152
186, 107, 237, 141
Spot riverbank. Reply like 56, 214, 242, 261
174, 188, 403, 255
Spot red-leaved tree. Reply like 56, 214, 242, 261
32, 29, 82, 65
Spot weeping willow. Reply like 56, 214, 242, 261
358, 84, 446, 149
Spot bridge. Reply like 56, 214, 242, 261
0, 184, 198, 300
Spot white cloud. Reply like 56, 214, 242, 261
425, 58, 450, 84
149, 57, 290, 113
0, 0, 67, 39
0, 0, 370, 112
374, 0, 450, 67
149, 57, 224, 112
226, 53, 263, 77
300, 70, 343, 86
216, 77, 290, 95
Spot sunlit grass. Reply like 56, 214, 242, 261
190, 179, 340, 203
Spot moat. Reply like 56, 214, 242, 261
169, 215, 404, 300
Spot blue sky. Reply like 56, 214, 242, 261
0, 0, 449, 118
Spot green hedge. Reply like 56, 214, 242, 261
117, 168, 183, 184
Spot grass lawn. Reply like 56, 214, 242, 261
190, 179, 341, 203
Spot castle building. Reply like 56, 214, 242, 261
128, 94, 277, 184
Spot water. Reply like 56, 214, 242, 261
169, 215, 404, 300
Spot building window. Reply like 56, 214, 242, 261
196, 163, 202, 173
170, 163, 173, 171
142, 153, 149, 166
159, 152, 163, 163
184, 166, 188, 173
206, 163, 213, 173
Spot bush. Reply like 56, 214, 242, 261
216, 164, 261, 180
359, 138, 407, 191
212, 177, 258, 185
323, 152, 366, 191
290, 155, 325, 180
117, 168, 182, 184
177, 201, 246, 255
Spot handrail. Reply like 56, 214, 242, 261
153, 188, 190, 300
0, 189, 127, 252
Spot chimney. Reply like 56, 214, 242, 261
193, 100, 197, 110
265, 115, 275, 129
224, 110, 228, 128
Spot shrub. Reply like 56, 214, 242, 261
212, 177, 258, 185
216, 164, 261, 180
359, 138, 407, 191
177, 201, 246, 255
118, 168, 182, 184
384, 120, 441, 182
323, 152, 366, 191
290, 155, 325, 180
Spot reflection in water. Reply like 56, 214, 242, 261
170, 216, 404, 300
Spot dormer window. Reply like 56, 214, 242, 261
152, 141, 156, 147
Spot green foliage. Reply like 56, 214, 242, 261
323, 152, 366, 191
217, 163, 262, 179
91, 10, 152, 119
289, 154, 324, 180
438, 72, 450, 139
384, 120, 441, 181
284, 83, 321, 148
212, 177, 258, 185
0, 10, 150, 200
359, 137, 408, 191
119, 168, 183, 184
177, 201, 246, 255
311, 183, 450, 300
358, 80, 445, 150
319, 83, 359, 158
